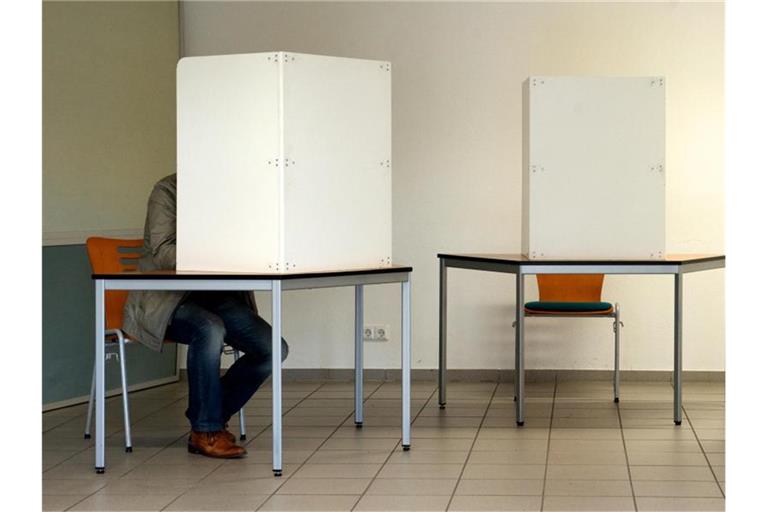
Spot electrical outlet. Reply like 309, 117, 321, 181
364, 324, 389, 342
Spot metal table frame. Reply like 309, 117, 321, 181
92, 266, 413, 475
437, 253, 725, 426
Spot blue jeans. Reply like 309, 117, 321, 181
166, 291, 289, 432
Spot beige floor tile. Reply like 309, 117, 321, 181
472, 439, 548, 452
320, 438, 400, 451
548, 428, 622, 440
185, 477, 283, 495
203, 462, 299, 480
544, 479, 632, 497
701, 440, 725, 452
551, 417, 620, 428
43, 462, 132, 481
483, 417, 551, 428
546, 464, 629, 480
258, 426, 338, 438
414, 416, 483, 428
455, 479, 543, 496
69, 493, 180, 511
293, 463, 382, 479
548, 450, 627, 465
448, 495, 542, 511
411, 427, 479, 439
96, 478, 198, 495
462, 464, 545, 480
365, 478, 457, 495
354, 494, 451, 511
628, 451, 708, 466
249, 436, 327, 451
633, 480, 723, 497
630, 465, 716, 481
378, 463, 464, 479
419, 406, 487, 417
553, 408, 619, 419
469, 449, 547, 465
711, 465, 725, 481
277, 478, 371, 495
636, 497, 725, 511
387, 450, 468, 464
706, 453, 724, 465
542, 496, 635, 511
42, 494, 86, 511
332, 427, 402, 439
407, 438, 475, 451
548, 439, 625, 453
163, 493, 268, 511
259, 494, 360, 511
121, 463, 218, 481
476, 428, 549, 440
622, 428, 696, 440
239, 450, 314, 464
307, 450, 393, 464
694, 428, 725, 440
625, 440, 704, 453
43, 479, 108, 496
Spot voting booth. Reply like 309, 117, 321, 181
176, 52, 392, 272
522, 76, 666, 260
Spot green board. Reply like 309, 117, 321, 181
43, 245, 177, 407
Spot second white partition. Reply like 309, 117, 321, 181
522, 76, 666, 260
177, 52, 391, 272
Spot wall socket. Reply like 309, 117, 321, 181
364, 324, 389, 341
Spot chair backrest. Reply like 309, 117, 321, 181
86, 237, 144, 331
536, 274, 605, 302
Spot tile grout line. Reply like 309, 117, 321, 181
157, 380, 328, 512
349, 383, 441, 511
539, 375, 558, 512
681, 404, 725, 498
444, 382, 499, 512
616, 395, 639, 512
255, 380, 388, 511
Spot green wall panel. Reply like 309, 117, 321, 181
43, 245, 177, 406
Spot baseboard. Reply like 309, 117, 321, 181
178, 368, 724, 383
42, 375, 180, 412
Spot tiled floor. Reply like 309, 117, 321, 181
43, 379, 724, 511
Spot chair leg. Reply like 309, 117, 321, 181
116, 333, 133, 453
233, 349, 247, 440
613, 304, 622, 403
84, 363, 96, 439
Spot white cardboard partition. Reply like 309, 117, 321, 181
176, 52, 392, 272
522, 76, 666, 260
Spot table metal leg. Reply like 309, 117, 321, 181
271, 280, 283, 476
354, 285, 364, 427
402, 276, 412, 450
94, 279, 106, 473
515, 274, 525, 426
674, 273, 683, 425
438, 259, 447, 408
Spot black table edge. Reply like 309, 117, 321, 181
93, 266, 413, 280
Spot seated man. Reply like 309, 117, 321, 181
124, 174, 288, 458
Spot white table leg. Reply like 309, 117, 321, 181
354, 285, 364, 427
438, 259, 447, 408
674, 273, 683, 425
515, 273, 525, 426
94, 279, 106, 473
271, 280, 283, 476
402, 276, 412, 450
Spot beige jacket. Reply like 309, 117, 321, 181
123, 174, 257, 351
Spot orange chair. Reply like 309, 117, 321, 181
83, 238, 248, 451
517, 274, 624, 401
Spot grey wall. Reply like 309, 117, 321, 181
43, 245, 177, 406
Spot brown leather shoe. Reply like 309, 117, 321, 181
223, 424, 237, 444
188, 431, 247, 459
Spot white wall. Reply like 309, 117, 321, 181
180, 1, 724, 372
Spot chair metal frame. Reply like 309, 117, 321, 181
83, 237, 248, 451
513, 304, 624, 401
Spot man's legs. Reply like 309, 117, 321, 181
166, 301, 227, 432
209, 294, 289, 423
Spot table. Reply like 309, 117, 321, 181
92, 266, 413, 475
437, 253, 725, 426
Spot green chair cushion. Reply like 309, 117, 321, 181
525, 301, 613, 313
